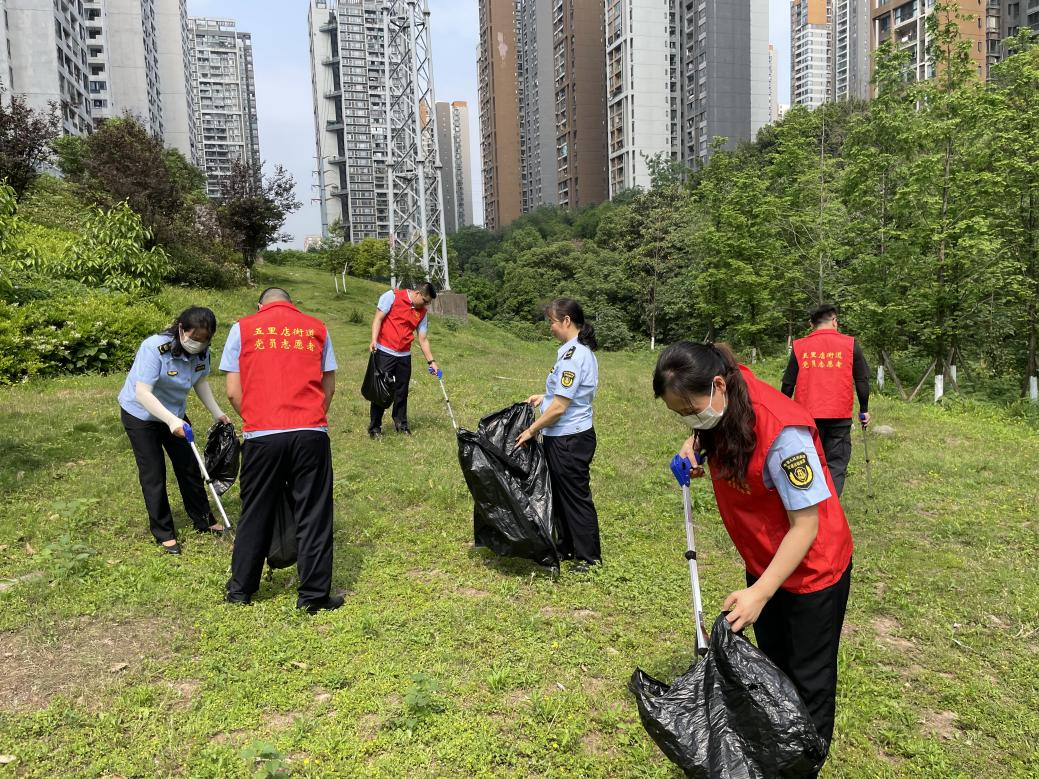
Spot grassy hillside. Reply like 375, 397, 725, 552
1, 265, 1037, 778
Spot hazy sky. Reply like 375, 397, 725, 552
186, 1, 791, 246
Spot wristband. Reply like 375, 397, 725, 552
427, 359, 434, 365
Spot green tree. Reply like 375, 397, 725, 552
0, 82, 60, 200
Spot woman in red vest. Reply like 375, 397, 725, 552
653, 341, 853, 761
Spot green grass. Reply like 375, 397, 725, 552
1, 265, 1038, 777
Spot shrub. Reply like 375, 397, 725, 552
17, 201, 170, 293
0, 291, 168, 384
165, 241, 247, 290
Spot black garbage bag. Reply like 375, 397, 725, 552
203, 421, 240, 496
361, 352, 396, 409
457, 403, 558, 567
629, 613, 826, 779
267, 486, 297, 570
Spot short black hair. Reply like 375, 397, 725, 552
810, 303, 838, 326
417, 281, 437, 300
258, 287, 292, 305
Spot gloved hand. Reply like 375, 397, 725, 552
429, 366, 443, 380
180, 422, 194, 443
168, 418, 188, 439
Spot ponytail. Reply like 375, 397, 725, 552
545, 298, 597, 352
653, 341, 756, 488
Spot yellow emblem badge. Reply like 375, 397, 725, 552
560, 370, 576, 388
780, 453, 814, 490
166, 370, 178, 377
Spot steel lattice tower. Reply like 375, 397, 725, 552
382, 0, 450, 289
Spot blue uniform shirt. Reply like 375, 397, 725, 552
220, 321, 338, 440
762, 426, 832, 510
375, 289, 428, 357
541, 336, 598, 437
118, 334, 210, 421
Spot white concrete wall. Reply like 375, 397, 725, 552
156, 0, 196, 162
107, 0, 161, 134
749, 0, 770, 136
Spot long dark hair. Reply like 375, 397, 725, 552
161, 306, 217, 358
545, 298, 597, 351
653, 341, 756, 488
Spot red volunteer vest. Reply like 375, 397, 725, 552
710, 366, 853, 594
792, 329, 856, 419
238, 301, 329, 433
377, 289, 427, 353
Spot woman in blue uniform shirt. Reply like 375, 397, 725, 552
514, 299, 601, 571
118, 307, 230, 554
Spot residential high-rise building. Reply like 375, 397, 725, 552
1, 0, 14, 96
833, 0, 870, 100
156, 0, 196, 162
552, 0, 607, 208
3, 0, 92, 134
681, 0, 770, 167
187, 17, 260, 198
83, 0, 164, 134
768, 43, 781, 121
517, 0, 557, 211
870, 0, 986, 85
606, 0, 676, 197
477, 0, 522, 231
308, 0, 390, 241
435, 101, 474, 233
990, 1, 1039, 66
792, 0, 832, 108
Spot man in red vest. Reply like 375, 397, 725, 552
781, 303, 871, 497
367, 281, 439, 438
220, 287, 342, 612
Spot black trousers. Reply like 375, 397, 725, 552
121, 408, 214, 542
748, 560, 852, 754
227, 431, 335, 607
542, 428, 601, 564
817, 421, 852, 497
369, 351, 412, 431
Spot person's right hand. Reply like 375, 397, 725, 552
168, 419, 187, 438
678, 435, 705, 477
526, 394, 544, 407
369, 340, 377, 353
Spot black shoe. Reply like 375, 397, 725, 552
368, 427, 383, 439
394, 425, 411, 435
569, 560, 601, 574
158, 540, 182, 555
224, 592, 251, 606
299, 594, 344, 614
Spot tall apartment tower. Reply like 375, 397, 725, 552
792, 0, 832, 107
83, 0, 164, 134
155, 0, 196, 162
477, 0, 522, 231
681, 0, 770, 167
435, 101, 474, 233
187, 17, 261, 198
605, 0, 676, 197
308, 0, 391, 241
989, 0, 1039, 65
517, 0, 557, 211
870, 0, 986, 85
3, 0, 92, 134
552, 0, 607, 208
768, 43, 781, 121
833, 0, 870, 100
0, 0, 13, 95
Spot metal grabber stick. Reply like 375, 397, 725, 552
859, 412, 874, 500
183, 423, 232, 530
682, 480, 710, 657
430, 367, 457, 431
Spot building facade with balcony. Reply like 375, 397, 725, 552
435, 100, 474, 233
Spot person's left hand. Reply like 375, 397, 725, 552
723, 585, 772, 632
218, 414, 232, 425
513, 427, 536, 450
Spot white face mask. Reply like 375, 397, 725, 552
680, 381, 726, 431
180, 332, 208, 355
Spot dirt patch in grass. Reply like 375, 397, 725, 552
539, 606, 599, 621
169, 679, 202, 708
873, 616, 916, 652
921, 709, 960, 740
581, 730, 619, 758
265, 710, 302, 729
455, 586, 489, 598
0, 616, 178, 711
